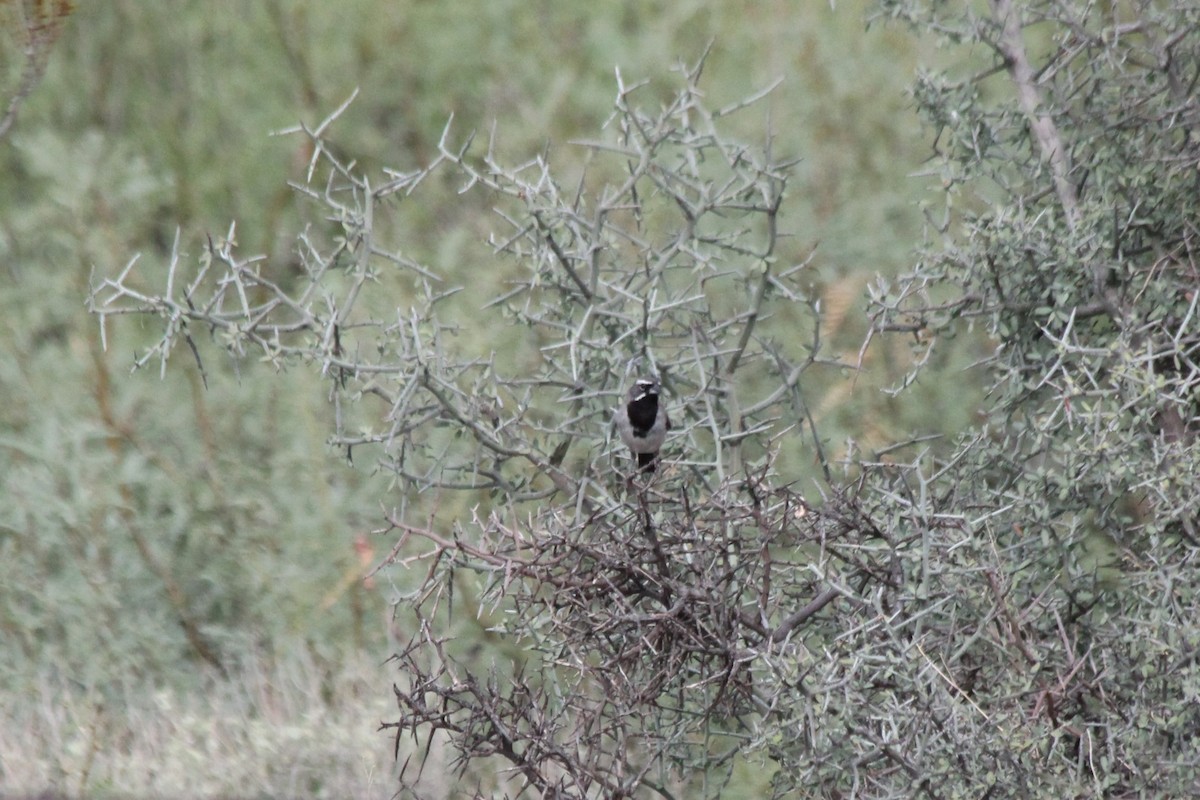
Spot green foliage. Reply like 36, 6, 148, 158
85, 47, 944, 797
882, 0, 1200, 542
1, 0, 998, 797
855, 0, 1200, 795
0, 43, 388, 695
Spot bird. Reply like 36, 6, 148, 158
615, 376, 671, 473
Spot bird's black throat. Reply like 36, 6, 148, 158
626, 394, 659, 437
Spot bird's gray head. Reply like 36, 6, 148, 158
631, 377, 660, 402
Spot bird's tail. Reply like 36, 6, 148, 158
636, 452, 658, 472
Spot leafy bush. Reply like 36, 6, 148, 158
4, 3, 940, 796
84, 1, 1200, 798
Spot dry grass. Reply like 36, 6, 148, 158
0, 651, 446, 800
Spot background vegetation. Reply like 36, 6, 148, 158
6, 0, 1197, 798
1, 2, 943, 797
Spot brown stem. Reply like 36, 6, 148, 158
992, 0, 1080, 232
88, 311, 227, 675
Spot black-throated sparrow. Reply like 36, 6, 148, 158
615, 376, 671, 473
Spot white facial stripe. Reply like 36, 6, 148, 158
631, 379, 659, 403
